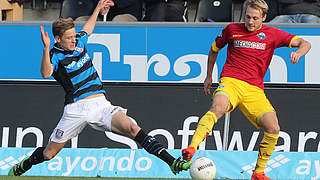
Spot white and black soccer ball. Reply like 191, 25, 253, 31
190, 157, 216, 180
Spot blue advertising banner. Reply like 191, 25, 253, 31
1, 148, 320, 179
1, 23, 320, 83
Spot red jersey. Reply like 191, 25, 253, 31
212, 23, 297, 89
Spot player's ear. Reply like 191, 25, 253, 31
54, 35, 61, 43
262, 14, 267, 22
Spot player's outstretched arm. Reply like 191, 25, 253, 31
289, 38, 311, 64
40, 26, 53, 79
204, 48, 218, 95
81, 0, 114, 36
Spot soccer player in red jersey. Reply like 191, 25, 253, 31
182, 0, 311, 179
8, 0, 191, 177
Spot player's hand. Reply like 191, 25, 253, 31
99, 0, 114, 15
40, 26, 50, 48
290, 51, 301, 64
204, 77, 213, 95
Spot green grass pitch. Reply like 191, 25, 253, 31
0, 176, 191, 180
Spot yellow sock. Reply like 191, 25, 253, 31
189, 111, 217, 151
254, 132, 279, 173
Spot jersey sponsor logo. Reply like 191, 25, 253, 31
257, 32, 266, 40
234, 40, 266, 50
77, 53, 90, 68
66, 61, 76, 69
55, 129, 64, 139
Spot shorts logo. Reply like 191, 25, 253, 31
218, 84, 226, 89
55, 129, 64, 139
110, 107, 119, 114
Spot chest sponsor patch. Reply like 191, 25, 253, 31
234, 40, 266, 50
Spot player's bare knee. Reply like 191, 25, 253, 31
264, 124, 280, 134
123, 122, 139, 138
210, 104, 226, 118
129, 124, 140, 138
273, 124, 280, 134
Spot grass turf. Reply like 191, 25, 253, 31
0, 176, 191, 180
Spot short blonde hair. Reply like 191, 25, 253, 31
52, 18, 75, 37
244, 0, 269, 17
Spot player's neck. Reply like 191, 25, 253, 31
244, 23, 263, 33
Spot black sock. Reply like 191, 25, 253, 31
134, 129, 175, 166
23, 147, 46, 170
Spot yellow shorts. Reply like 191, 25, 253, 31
213, 77, 275, 128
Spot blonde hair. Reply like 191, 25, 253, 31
244, 0, 269, 17
52, 18, 75, 37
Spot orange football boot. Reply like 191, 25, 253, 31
182, 147, 196, 161
251, 171, 272, 180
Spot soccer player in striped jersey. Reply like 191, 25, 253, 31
8, 0, 191, 176
182, 0, 311, 180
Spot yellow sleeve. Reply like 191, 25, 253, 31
211, 41, 220, 52
289, 35, 301, 48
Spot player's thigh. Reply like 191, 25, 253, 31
238, 89, 275, 129
111, 111, 141, 139
86, 98, 135, 135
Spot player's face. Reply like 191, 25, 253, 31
244, 6, 266, 32
56, 28, 76, 51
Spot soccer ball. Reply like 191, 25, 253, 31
190, 157, 216, 180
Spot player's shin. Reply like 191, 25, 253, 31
134, 129, 174, 166
24, 147, 46, 170
254, 132, 279, 173
189, 111, 217, 150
